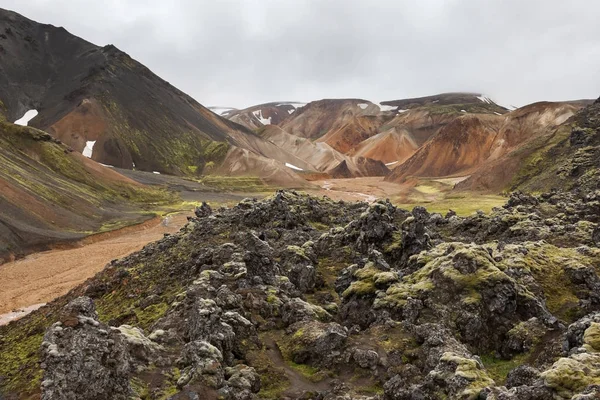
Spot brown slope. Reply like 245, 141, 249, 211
456, 101, 590, 192
215, 147, 312, 188
0, 8, 300, 180
380, 92, 509, 113
219, 102, 307, 130
278, 99, 381, 139
387, 101, 582, 185
348, 127, 420, 165
0, 121, 175, 262
259, 125, 389, 178
315, 115, 383, 153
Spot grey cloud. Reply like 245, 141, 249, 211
3, 0, 599, 108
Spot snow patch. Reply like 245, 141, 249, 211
285, 162, 303, 171
99, 163, 114, 168
385, 161, 399, 166
397, 109, 409, 113
153, 171, 161, 175
252, 110, 272, 125
357, 103, 369, 110
82, 140, 96, 158
377, 103, 397, 112
477, 95, 493, 104
288, 109, 295, 114
494, 112, 502, 116
461, 109, 467, 113
14, 109, 38, 126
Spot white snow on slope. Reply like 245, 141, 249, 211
357, 103, 369, 110
14, 109, 38, 126
397, 109, 409, 113
461, 109, 467, 113
153, 171, 161, 175
377, 103, 397, 112
285, 162, 303, 171
477, 95, 493, 104
252, 110, 272, 125
83, 140, 96, 158
385, 161, 399, 166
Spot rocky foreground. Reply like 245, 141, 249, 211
3, 190, 600, 399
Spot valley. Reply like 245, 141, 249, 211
1, 5, 600, 400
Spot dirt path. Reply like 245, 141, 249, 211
306, 176, 409, 202
0, 212, 192, 323
263, 336, 330, 396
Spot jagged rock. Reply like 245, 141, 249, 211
286, 321, 348, 367
9, 190, 600, 399
195, 201, 213, 218
177, 340, 224, 389
217, 365, 261, 399
40, 297, 132, 400
281, 297, 331, 325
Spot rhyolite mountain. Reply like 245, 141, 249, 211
386, 101, 583, 186
0, 119, 174, 263
0, 8, 315, 182
212, 102, 307, 131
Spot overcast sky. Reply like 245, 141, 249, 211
3, 0, 599, 109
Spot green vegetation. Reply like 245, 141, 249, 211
396, 192, 506, 216
440, 352, 495, 398
0, 310, 52, 394
480, 353, 529, 384
194, 175, 272, 192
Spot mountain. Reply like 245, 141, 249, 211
315, 115, 384, 153
347, 126, 420, 165
502, 98, 600, 193
380, 92, 510, 113
259, 125, 389, 178
0, 8, 312, 185
0, 120, 174, 262
215, 102, 306, 130
386, 101, 582, 185
278, 99, 383, 139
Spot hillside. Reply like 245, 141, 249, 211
278, 99, 382, 139
387, 101, 582, 185
3, 188, 600, 398
216, 102, 307, 130
505, 97, 600, 193
0, 120, 174, 262
259, 125, 389, 178
0, 8, 310, 184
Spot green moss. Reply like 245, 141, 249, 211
541, 353, 600, 398
480, 353, 529, 384
356, 383, 384, 395
440, 352, 495, 398
395, 193, 506, 216
583, 322, 600, 353
342, 279, 376, 298
309, 221, 329, 231
287, 361, 323, 382
135, 303, 169, 330
195, 175, 271, 192
131, 377, 151, 399
0, 311, 49, 395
